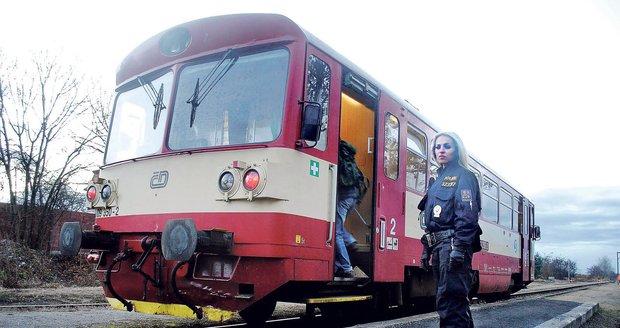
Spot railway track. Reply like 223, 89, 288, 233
0, 302, 109, 312
0, 282, 603, 327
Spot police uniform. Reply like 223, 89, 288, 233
423, 161, 481, 328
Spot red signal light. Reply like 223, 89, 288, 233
243, 170, 260, 190
87, 186, 97, 201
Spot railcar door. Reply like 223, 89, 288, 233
301, 46, 344, 280
521, 198, 531, 282
529, 204, 536, 281
339, 91, 375, 278
373, 96, 407, 282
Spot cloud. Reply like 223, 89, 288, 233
532, 186, 620, 273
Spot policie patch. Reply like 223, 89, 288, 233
461, 189, 472, 202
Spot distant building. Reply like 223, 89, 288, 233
0, 202, 95, 253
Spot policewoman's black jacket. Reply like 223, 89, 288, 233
423, 161, 481, 249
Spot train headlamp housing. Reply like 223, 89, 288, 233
241, 166, 267, 200
243, 169, 260, 191
101, 184, 112, 201
85, 184, 106, 209
217, 162, 267, 201
85, 180, 118, 209
86, 185, 98, 202
100, 181, 118, 207
159, 27, 192, 56
218, 171, 235, 192
217, 168, 241, 201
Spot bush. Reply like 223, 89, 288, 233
0, 239, 99, 288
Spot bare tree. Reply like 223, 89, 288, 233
536, 253, 577, 280
587, 256, 615, 280
0, 50, 97, 251
85, 87, 112, 154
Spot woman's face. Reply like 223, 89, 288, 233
434, 135, 455, 165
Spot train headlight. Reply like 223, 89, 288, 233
219, 171, 235, 192
243, 169, 260, 191
86, 185, 98, 202
218, 164, 266, 201
159, 27, 192, 56
241, 166, 267, 200
218, 169, 241, 201
100, 181, 118, 207
101, 184, 112, 201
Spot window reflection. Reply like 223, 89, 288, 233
106, 71, 173, 164
168, 49, 289, 150
513, 196, 520, 231
499, 189, 512, 228
482, 177, 498, 222
406, 126, 427, 191
305, 55, 330, 150
384, 113, 399, 180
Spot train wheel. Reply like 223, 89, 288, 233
239, 297, 277, 326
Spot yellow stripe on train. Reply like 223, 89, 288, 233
106, 297, 236, 321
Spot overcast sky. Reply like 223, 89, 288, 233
2, 0, 619, 273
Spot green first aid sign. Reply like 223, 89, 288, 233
310, 160, 319, 177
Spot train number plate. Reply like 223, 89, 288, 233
96, 207, 119, 218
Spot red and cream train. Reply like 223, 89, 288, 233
60, 13, 540, 324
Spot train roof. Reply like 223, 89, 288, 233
116, 13, 309, 86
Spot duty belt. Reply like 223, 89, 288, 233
424, 229, 454, 248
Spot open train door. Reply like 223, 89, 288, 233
372, 96, 407, 282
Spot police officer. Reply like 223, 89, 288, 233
421, 132, 481, 328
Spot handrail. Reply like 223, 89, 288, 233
172, 260, 204, 319
326, 163, 337, 245
104, 250, 133, 312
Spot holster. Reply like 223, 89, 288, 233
423, 229, 454, 249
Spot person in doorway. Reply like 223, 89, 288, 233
335, 140, 365, 279
420, 132, 482, 327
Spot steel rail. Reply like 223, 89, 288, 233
0, 302, 109, 311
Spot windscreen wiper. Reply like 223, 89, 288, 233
186, 48, 238, 127
138, 77, 166, 129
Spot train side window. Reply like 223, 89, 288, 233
406, 126, 427, 191
305, 55, 330, 151
513, 196, 520, 231
482, 177, 498, 223
384, 113, 399, 180
499, 188, 512, 229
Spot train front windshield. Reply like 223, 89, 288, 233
105, 48, 289, 164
